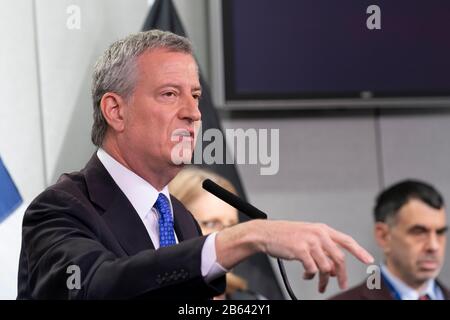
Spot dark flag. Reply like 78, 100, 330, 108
142, 0, 284, 299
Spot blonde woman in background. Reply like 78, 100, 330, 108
169, 167, 265, 300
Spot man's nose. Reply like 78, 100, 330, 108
425, 232, 440, 252
180, 95, 201, 122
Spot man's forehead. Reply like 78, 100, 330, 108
138, 48, 197, 68
396, 199, 447, 226
136, 49, 199, 84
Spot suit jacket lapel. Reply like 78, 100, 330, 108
102, 193, 155, 254
436, 280, 450, 300
84, 153, 155, 255
171, 195, 199, 242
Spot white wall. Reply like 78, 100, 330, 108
0, 0, 448, 300
0, 0, 45, 299
34, 0, 150, 184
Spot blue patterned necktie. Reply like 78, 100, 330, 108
154, 193, 176, 247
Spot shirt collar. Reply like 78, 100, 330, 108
381, 264, 438, 300
97, 148, 172, 221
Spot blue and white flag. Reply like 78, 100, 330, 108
0, 157, 22, 222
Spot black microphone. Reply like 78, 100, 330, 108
202, 179, 267, 220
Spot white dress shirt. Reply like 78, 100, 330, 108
381, 264, 444, 300
97, 148, 227, 282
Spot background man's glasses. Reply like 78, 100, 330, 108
199, 219, 236, 231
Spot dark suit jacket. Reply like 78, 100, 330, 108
330, 277, 450, 300
17, 154, 225, 299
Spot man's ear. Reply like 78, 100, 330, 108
100, 92, 127, 133
374, 222, 391, 254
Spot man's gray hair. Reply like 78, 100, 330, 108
91, 29, 193, 146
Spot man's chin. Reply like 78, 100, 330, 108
169, 148, 193, 165
415, 268, 441, 281
168, 158, 189, 168
170, 156, 193, 166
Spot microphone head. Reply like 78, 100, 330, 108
202, 179, 267, 220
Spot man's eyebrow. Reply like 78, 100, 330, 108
437, 226, 448, 234
407, 225, 429, 232
407, 224, 449, 234
156, 84, 202, 92
156, 83, 182, 90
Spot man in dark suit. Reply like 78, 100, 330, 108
331, 180, 449, 300
17, 30, 373, 299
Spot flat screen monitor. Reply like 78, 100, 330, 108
209, 0, 450, 109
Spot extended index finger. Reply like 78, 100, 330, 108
328, 228, 374, 264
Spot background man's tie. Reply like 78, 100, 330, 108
154, 193, 176, 247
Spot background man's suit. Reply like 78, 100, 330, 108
17, 154, 225, 299
330, 278, 450, 300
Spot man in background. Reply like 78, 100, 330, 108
332, 180, 449, 300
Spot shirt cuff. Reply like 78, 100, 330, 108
201, 232, 228, 283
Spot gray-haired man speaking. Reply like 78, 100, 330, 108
18, 30, 373, 299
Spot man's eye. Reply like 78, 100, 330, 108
193, 93, 201, 100
163, 92, 176, 97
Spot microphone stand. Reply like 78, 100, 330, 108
277, 258, 298, 300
